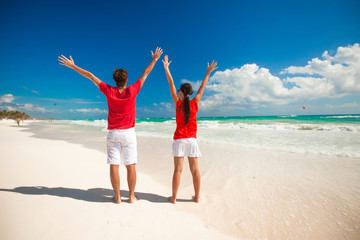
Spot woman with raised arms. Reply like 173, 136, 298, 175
162, 55, 218, 203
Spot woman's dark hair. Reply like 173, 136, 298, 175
179, 83, 193, 125
113, 68, 128, 88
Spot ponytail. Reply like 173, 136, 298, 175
179, 83, 193, 125
183, 95, 190, 125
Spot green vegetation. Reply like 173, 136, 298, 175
0, 110, 30, 120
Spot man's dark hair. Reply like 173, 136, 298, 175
113, 69, 128, 88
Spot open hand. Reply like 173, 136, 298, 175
162, 55, 172, 69
207, 60, 218, 73
151, 47, 163, 61
58, 55, 75, 68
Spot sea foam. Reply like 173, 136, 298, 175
49, 114, 360, 158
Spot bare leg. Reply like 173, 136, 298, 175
188, 157, 201, 203
126, 164, 137, 203
169, 157, 184, 204
110, 164, 121, 204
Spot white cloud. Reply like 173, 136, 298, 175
200, 64, 291, 110
199, 43, 360, 111
70, 108, 107, 114
41, 98, 104, 104
0, 94, 15, 103
160, 102, 173, 110
20, 104, 47, 113
23, 86, 41, 95
0, 93, 49, 113
283, 76, 335, 99
2, 106, 16, 111
153, 102, 173, 112
282, 43, 360, 95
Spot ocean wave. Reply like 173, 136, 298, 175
279, 115, 297, 118
197, 121, 360, 132
45, 118, 360, 158
322, 115, 360, 119
52, 119, 107, 128
196, 127, 360, 158
197, 136, 360, 158
52, 118, 360, 133
136, 120, 175, 125
136, 120, 360, 157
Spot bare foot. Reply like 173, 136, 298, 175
113, 195, 121, 204
129, 195, 138, 204
168, 196, 176, 204
192, 196, 199, 203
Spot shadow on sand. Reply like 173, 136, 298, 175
0, 186, 193, 203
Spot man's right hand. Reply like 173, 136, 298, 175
151, 47, 163, 61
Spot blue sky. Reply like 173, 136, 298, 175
0, 0, 359, 119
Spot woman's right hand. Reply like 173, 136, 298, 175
162, 55, 172, 69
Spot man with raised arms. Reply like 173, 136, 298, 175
58, 47, 163, 203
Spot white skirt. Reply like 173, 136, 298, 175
172, 138, 202, 157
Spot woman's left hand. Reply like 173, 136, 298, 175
207, 60, 218, 73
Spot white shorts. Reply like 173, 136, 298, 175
107, 128, 137, 165
172, 138, 202, 157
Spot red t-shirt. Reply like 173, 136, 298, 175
173, 99, 198, 140
100, 80, 141, 130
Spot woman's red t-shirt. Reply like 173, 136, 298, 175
173, 99, 198, 140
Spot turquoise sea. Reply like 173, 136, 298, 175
51, 114, 360, 158
137, 114, 360, 125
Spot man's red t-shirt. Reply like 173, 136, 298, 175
100, 80, 141, 130
173, 99, 198, 140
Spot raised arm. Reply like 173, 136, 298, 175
193, 60, 218, 103
58, 55, 102, 88
138, 47, 163, 87
162, 55, 179, 105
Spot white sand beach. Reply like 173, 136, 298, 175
0, 120, 237, 240
0, 120, 359, 239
